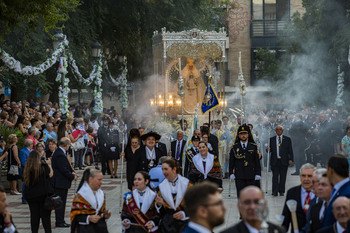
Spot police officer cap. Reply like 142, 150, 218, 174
140, 131, 161, 141
237, 124, 249, 134
102, 116, 110, 121
191, 135, 200, 141
108, 120, 114, 125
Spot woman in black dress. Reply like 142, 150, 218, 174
5, 134, 21, 195
23, 150, 53, 233
121, 136, 140, 190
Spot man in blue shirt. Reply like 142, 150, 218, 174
43, 123, 57, 143
19, 139, 33, 204
149, 156, 168, 189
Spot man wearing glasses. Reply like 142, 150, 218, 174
221, 186, 285, 233
183, 182, 226, 233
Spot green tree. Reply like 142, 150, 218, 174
0, 0, 80, 39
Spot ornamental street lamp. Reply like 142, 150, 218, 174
177, 58, 185, 130
91, 41, 102, 58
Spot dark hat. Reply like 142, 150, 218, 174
140, 131, 161, 141
237, 124, 249, 134
191, 135, 200, 141
102, 116, 109, 121
178, 119, 187, 125
108, 120, 114, 125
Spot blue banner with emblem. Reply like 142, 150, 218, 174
201, 83, 219, 114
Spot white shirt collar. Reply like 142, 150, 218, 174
333, 177, 350, 194
188, 221, 211, 233
145, 146, 156, 160
59, 146, 66, 155
244, 222, 261, 233
336, 221, 345, 233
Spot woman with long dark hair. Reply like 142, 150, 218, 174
121, 171, 159, 232
155, 158, 192, 233
71, 168, 111, 232
23, 150, 54, 233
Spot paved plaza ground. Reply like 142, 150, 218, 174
6, 163, 302, 233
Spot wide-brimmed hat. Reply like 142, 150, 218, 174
140, 131, 161, 141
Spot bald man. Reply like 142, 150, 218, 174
317, 197, 350, 233
221, 186, 285, 233
52, 137, 78, 227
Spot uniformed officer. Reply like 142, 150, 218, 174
105, 120, 120, 178
97, 116, 111, 175
183, 135, 200, 178
229, 124, 261, 198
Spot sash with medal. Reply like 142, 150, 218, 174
125, 193, 158, 233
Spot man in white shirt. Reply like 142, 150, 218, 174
317, 196, 350, 233
183, 182, 226, 233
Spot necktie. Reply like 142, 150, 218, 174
278, 136, 281, 157
176, 141, 181, 160
139, 191, 146, 196
242, 143, 246, 149
321, 201, 327, 221
203, 161, 206, 173
304, 191, 311, 214
94, 192, 98, 209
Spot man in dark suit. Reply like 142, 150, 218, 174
268, 125, 294, 196
134, 132, 162, 174
183, 182, 226, 233
169, 130, 186, 166
323, 154, 350, 227
317, 197, 350, 233
307, 174, 333, 233
156, 140, 167, 157
52, 137, 78, 228
289, 116, 308, 175
97, 116, 111, 175
282, 163, 315, 232
221, 186, 285, 233
229, 124, 261, 198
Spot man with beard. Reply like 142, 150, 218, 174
281, 163, 315, 232
221, 186, 285, 233
183, 182, 226, 233
322, 154, 350, 227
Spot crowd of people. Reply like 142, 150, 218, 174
0, 95, 350, 233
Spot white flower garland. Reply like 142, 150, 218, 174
0, 37, 69, 76
119, 62, 128, 109
335, 64, 345, 107
55, 56, 70, 115
92, 57, 103, 114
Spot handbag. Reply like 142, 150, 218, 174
8, 165, 19, 175
44, 194, 63, 210
71, 141, 85, 151
7, 147, 19, 176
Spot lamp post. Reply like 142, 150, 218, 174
177, 58, 185, 130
